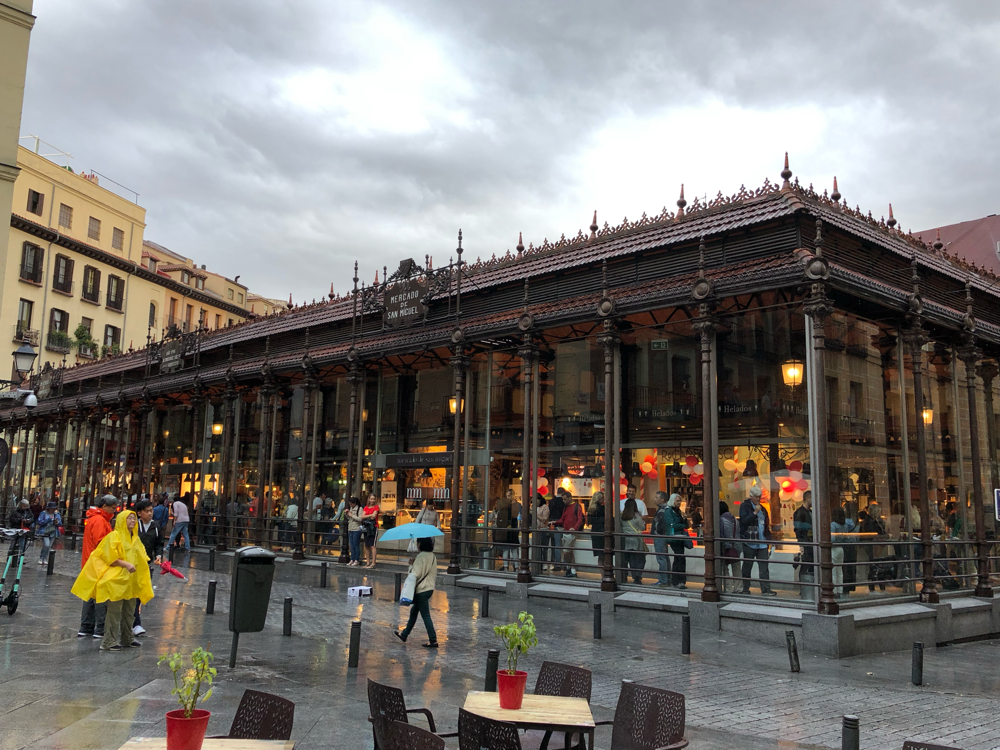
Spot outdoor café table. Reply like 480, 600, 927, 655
463, 690, 596, 749
119, 740, 293, 750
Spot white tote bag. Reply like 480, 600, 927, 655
399, 573, 417, 605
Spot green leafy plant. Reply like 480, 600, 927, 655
72, 324, 97, 355
158, 646, 217, 717
493, 611, 538, 674
101, 343, 121, 358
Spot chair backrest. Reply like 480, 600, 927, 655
227, 689, 295, 740
903, 742, 963, 750
610, 681, 685, 750
368, 679, 409, 724
533, 661, 593, 701
458, 708, 522, 750
374, 717, 444, 750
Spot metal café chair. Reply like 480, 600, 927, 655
373, 716, 446, 750
459, 707, 523, 750
210, 689, 295, 740
521, 661, 593, 750
367, 678, 458, 749
595, 680, 688, 750
903, 743, 964, 750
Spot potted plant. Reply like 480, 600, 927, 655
493, 611, 538, 709
158, 646, 217, 750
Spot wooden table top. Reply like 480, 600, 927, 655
119, 740, 293, 750
463, 691, 595, 730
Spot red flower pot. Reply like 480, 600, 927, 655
165, 708, 211, 750
497, 670, 528, 709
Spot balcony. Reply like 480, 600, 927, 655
52, 278, 74, 296
45, 331, 72, 354
106, 295, 124, 312
19, 264, 42, 285
165, 315, 189, 333
82, 286, 100, 304
13, 325, 39, 346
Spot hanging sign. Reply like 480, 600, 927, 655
383, 278, 427, 329
160, 339, 184, 374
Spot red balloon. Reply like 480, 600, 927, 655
539, 485, 549, 495
788, 460, 803, 473
685, 455, 698, 467
796, 478, 809, 491
689, 473, 702, 485
537, 468, 545, 477
643, 455, 655, 465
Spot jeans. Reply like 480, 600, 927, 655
741, 545, 772, 592
38, 534, 54, 562
551, 531, 563, 570
670, 542, 687, 586
536, 531, 552, 564
590, 532, 605, 568
167, 521, 191, 551
103, 598, 136, 649
721, 550, 740, 592
80, 598, 107, 634
133, 599, 142, 627
349, 530, 362, 562
832, 546, 845, 596
401, 589, 436, 643
625, 548, 646, 583
654, 538, 671, 583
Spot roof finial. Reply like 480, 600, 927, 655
328, 282, 335, 300
288, 293, 292, 306
887, 203, 896, 229
933, 228, 944, 251
374, 270, 379, 285
516, 232, 524, 255
675, 184, 686, 219
589, 211, 598, 240
457, 228, 463, 252
831, 176, 841, 203
780, 152, 792, 189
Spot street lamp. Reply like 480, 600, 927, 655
12, 344, 38, 379
781, 359, 804, 387
922, 408, 933, 425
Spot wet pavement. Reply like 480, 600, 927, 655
1, 544, 998, 750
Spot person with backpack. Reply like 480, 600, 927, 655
559, 493, 585, 578
651, 492, 672, 586
719, 502, 740, 593
664, 494, 691, 588
35, 501, 61, 565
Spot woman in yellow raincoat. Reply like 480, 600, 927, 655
71, 510, 154, 651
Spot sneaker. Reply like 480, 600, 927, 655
93, 632, 104, 639
132, 625, 146, 636
129, 640, 142, 648
674, 583, 687, 589
77, 630, 93, 638
762, 590, 777, 596
38, 559, 46, 565
100, 644, 122, 652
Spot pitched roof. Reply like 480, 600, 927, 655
914, 214, 1000, 276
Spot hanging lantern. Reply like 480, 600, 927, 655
781, 359, 804, 387
669, 461, 682, 478
742, 460, 758, 477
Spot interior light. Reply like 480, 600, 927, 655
782, 359, 804, 387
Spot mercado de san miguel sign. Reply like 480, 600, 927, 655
383, 277, 428, 329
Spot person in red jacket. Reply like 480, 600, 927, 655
77, 495, 116, 638
560, 494, 585, 578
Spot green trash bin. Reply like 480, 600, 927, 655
229, 546, 276, 633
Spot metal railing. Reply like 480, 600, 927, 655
45, 331, 72, 353
13, 325, 39, 345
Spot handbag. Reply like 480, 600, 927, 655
399, 568, 429, 605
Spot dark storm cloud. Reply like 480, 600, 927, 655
19, 0, 999, 301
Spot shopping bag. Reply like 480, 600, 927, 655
399, 573, 417, 605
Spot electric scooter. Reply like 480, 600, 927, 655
0, 528, 31, 615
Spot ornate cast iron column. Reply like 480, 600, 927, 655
902, 259, 938, 603
596, 261, 619, 593
256, 368, 275, 546
340, 358, 363, 563
86, 402, 103, 500
189, 383, 205, 505
136, 390, 153, 498
448, 342, 469, 575
294, 351, 318, 561
978, 361, 999, 500
694, 312, 720, 601
16, 418, 31, 507
66, 411, 84, 531
52, 409, 67, 506
218, 370, 237, 551
516, 334, 537, 584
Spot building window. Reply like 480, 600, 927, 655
82, 266, 101, 303
112, 227, 124, 250
106, 274, 124, 311
52, 254, 74, 294
58, 203, 73, 229
227, 288, 234, 300
228, 318, 233, 327
215, 314, 221, 329
147, 258, 157, 273
47, 308, 71, 353
181, 270, 190, 285
104, 324, 121, 349
49, 308, 68, 333
15, 299, 34, 342
194, 277, 205, 290
79, 317, 95, 357
26, 189, 44, 216
88, 216, 101, 241
185, 304, 193, 330
237, 292, 244, 304
19, 242, 43, 284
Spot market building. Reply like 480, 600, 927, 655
2, 158, 999, 655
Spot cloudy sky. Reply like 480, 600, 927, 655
19, 1, 999, 302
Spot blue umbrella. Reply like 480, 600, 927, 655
378, 522, 444, 543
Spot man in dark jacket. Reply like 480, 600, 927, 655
132, 499, 163, 636
793, 491, 815, 600
548, 489, 567, 572
739, 485, 775, 595
8, 499, 35, 529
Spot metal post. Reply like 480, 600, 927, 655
681, 614, 691, 654
348, 619, 361, 667
229, 632, 240, 669
958, 339, 993, 598
695, 306, 719, 601
206, 580, 216, 614
911, 642, 923, 686
593, 603, 602, 640
786, 630, 800, 673
905, 325, 938, 603
208, 548, 215, 571
341, 365, 361, 564
517, 337, 535, 584
46, 549, 55, 576
598, 320, 619, 592
481, 585, 490, 617
485, 649, 499, 691
320, 561, 328, 589
449, 348, 468, 575
841, 715, 860, 750
283, 597, 292, 636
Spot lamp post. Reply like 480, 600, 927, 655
1, 343, 39, 409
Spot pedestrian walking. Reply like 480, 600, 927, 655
559, 493, 584, 577
166, 494, 191, 552
587, 491, 606, 569
393, 536, 438, 647
651, 492, 672, 585
77, 496, 116, 638
739, 485, 775, 595
71, 510, 154, 651
362, 494, 380, 568
621, 497, 647, 584
35, 501, 61, 564
152, 495, 168, 526
132, 498, 164, 636
664, 494, 691, 588
719, 502, 740, 593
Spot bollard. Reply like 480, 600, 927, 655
348, 619, 362, 668
593, 603, 602, 639
394, 572, 402, 602
911, 642, 923, 686
208, 548, 215, 571
206, 580, 217, 615
168, 545, 175, 564
229, 632, 240, 669
282, 597, 293, 636
681, 614, 691, 655
481, 586, 490, 618
46, 549, 55, 576
485, 648, 499, 691
786, 630, 800, 673
70, 534, 77, 552
841, 715, 860, 750
320, 561, 328, 589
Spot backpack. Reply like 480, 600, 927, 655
652, 508, 668, 536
